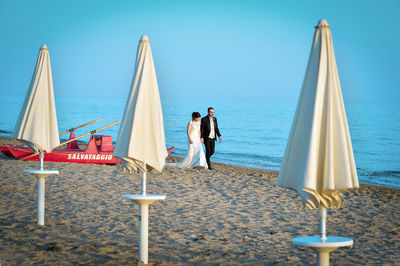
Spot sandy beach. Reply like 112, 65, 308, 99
0, 137, 399, 265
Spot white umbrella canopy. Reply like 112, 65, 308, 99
277, 19, 359, 209
114, 35, 168, 173
13, 44, 60, 153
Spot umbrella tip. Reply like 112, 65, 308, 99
317, 19, 329, 26
140, 35, 149, 42
40, 44, 48, 50
315, 19, 331, 29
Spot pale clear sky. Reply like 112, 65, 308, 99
0, 0, 399, 103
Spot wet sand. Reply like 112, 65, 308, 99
0, 137, 399, 265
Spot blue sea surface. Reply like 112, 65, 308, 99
1, 96, 399, 189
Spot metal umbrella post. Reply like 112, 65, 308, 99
24, 152, 58, 225
122, 171, 166, 264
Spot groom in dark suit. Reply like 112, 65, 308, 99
200, 107, 222, 170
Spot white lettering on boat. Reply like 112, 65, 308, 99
67, 153, 112, 161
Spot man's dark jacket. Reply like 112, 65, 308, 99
201, 116, 221, 141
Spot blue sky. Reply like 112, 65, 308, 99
0, 0, 399, 103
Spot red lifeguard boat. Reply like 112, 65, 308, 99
1, 134, 116, 164
0, 133, 175, 164
0, 120, 175, 164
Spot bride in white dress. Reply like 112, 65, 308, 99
179, 112, 208, 169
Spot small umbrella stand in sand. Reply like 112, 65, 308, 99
13, 44, 60, 226
277, 19, 359, 266
114, 35, 168, 264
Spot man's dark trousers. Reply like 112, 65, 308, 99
204, 137, 215, 169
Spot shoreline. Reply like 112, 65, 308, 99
1, 135, 397, 190
0, 136, 399, 264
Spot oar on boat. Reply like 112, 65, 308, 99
21, 121, 121, 161
59, 118, 102, 136
57, 120, 121, 147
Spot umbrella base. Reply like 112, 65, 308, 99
24, 169, 59, 225
122, 194, 166, 264
293, 236, 353, 266
122, 194, 166, 205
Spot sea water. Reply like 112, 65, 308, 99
1, 96, 399, 189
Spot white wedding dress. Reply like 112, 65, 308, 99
179, 120, 208, 169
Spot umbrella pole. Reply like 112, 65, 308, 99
37, 171, 46, 225
320, 207, 327, 241
37, 152, 45, 225
122, 172, 166, 264
142, 172, 147, 195
40, 152, 44, 170
37, 152, 46, 225
23, 152, 59, 226
139, 172, 148, 263
138, 202, 149, 263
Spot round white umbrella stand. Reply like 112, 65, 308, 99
293, 236, 353, 266
293, 208, 353, 266
122, 172, 166, 264
24, 153, 59, 226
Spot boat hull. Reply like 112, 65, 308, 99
0, 145, 13, 158
0, 136, 175, 165
2, 145, 118, 164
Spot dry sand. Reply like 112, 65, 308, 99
0, 137, 399, 265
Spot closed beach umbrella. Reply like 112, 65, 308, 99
13, 44, 60, 154
114, 34, 167, 264
278, 19, 358, 208
13, 44, 60, 226
114, 34, 167, 173
277, 19, 359, 265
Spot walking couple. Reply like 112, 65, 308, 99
179, 107, 222, 170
